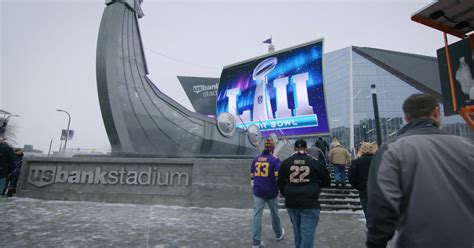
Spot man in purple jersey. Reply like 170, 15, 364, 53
250, 138, 285, 248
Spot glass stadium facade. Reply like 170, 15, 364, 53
317, 47, 473, 153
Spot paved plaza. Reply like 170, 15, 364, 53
0, 197, 377, 248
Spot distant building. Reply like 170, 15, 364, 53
177, 76, 219, 116
23, 145, 43, 154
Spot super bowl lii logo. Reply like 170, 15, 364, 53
226, 57, 318, 131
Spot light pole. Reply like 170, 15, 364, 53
362, 122, 368, 142
371, 84, 382, 147
56, 109, 71, 153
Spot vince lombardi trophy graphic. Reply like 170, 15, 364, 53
252, 57, 278, 121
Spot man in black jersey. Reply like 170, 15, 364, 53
277, 139, 330, 248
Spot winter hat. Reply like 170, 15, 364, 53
264, 138, 275, 151
294, 139, 307, 148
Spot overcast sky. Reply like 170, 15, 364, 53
1, 0, 448, 153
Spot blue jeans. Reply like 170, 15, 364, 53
287, 208, 320, 248
252, 195, 283, 246
333, 164, 346, 184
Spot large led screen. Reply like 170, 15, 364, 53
216, 39, 329, 137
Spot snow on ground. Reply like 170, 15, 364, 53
1, 197, 370, 248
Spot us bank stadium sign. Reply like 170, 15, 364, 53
27, 166, 190, 188
193, 83, 218, 98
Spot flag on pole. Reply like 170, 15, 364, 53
262, 36, 272, 45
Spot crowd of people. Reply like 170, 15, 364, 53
0, 138, 23, 197
250, 93, 474, 248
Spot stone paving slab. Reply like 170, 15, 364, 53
0, 197, 373, 248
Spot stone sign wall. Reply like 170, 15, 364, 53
17, 157, 253, 208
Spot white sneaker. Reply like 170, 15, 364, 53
252, 241, 263, 248
276, 228, 285, 241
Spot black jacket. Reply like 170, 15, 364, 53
0, 143, 15, 178
315, 140, 329, 153
307, 147, 327, 167
348, 154, 373, 191
277, 153, 330, 209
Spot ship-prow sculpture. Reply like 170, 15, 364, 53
97, 0, 259, 157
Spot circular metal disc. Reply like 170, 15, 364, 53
247, 124, 262, 147
216, 112, 236, 137
269, 132, 279, 143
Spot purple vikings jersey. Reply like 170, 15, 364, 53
250, 153, 281, 199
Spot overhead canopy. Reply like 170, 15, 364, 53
412, 0, 474, 38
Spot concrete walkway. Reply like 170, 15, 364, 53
0, 197, 370, 248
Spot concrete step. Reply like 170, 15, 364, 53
319, 193, 359, 199
320, 198, 360, 206
277, 203, 362, 211
322, 188, 359, 194
329, 184, 353, 189
329, 180, 350, 184
328, 168, 350, 171
321, 204, 363, 211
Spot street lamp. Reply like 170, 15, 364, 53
362, 122, 368, 142
56, 109, 71, 153
371, 84, 382, 146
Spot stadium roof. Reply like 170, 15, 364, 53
352, 46, 442, 100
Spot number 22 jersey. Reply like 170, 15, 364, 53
277, 153, 331, 209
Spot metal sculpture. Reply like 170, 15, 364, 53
96, 0, 258, 156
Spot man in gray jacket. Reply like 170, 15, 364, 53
366, 93, 474, 248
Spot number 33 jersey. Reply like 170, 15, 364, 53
277, 153, 331, 209
250, 153, 282, 199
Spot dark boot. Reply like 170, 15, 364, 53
6, 188, 15, 197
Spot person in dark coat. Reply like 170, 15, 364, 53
348, 142, 377, 218
5, 148, 24, 197
277, 139, 330, 248
0, 139, 15, 196
314, 137, 329, 156
307, 145, 327, 167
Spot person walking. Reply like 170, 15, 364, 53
0, 138, 15, 196
348, 142, 377, 218
329, 137, 340, 150
250, 138, 285, 248
307, 144, 327, 167
366, 93, 474, 248
277, 139, 330, 248
329, 143, 351, 187
5, 148, 24, 197
315, 137, 329, 156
